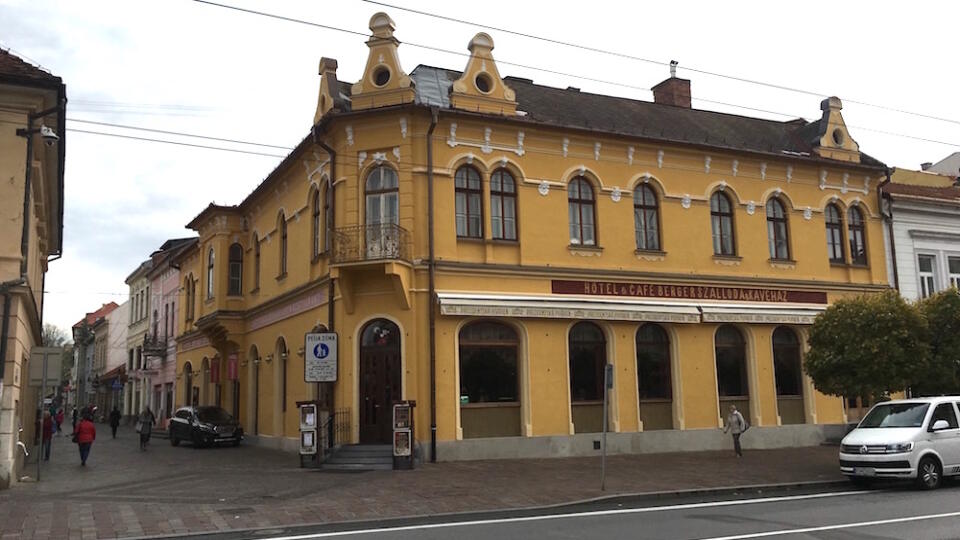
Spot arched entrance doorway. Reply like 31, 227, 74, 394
359, 319, 401, 444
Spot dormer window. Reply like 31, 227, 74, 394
475, 73, 492, 93
372, 66, 391, 87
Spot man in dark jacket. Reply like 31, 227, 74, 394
109, 407, 122, 439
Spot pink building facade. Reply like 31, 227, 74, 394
145, 238, 196, 429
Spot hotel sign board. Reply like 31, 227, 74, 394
551, 280, 828, 304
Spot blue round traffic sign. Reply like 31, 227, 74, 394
314, 343, 329, 359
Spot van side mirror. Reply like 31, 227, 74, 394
931, 419, 950, 432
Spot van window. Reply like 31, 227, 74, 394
859, 403, 929, 428
929, 403, 959, 430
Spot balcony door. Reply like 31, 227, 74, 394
365, 166, 399, 259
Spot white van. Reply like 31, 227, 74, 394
840, 396, 960, 489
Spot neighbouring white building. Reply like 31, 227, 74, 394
883, 168, 960, 301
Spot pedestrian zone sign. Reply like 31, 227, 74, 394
305, 332, 337, 383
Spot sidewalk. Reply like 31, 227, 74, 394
0, 425, 845, 539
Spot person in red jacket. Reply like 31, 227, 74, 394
74, 411, 96, 466
41, 411, 53, 461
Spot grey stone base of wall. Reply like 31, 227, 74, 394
433, 424, 848, 462
244, 434, 300, 453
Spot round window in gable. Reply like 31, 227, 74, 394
832, 128, 845, 146
475, 72, 493, 94
373, 66, 391, 87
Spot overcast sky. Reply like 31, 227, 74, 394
2, 0, 958, 335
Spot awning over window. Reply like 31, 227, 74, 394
436, 292, 826, 325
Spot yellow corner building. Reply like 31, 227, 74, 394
173, 13, 890, 460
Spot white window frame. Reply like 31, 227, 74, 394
948, 255, 960, 290
917, 253, 938, 299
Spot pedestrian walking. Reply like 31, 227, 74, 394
74, 411, 96, 466
137, 407, 156, 451
71, 407, 78, 431
722, 404, 749, 457
41, 411, 53, 462
109, 407, 122, 439
55, 409, 64, 436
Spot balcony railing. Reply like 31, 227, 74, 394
143, 333, 167, 359
332, 223, 411, 264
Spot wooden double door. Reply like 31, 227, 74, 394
359, 319, 401, 444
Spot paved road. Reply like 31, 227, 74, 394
190, 483, 960, 540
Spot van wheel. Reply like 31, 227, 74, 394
917, 456, 942, 490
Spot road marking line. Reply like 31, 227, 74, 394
691, 510, 960, 540
265, 490, 866, 539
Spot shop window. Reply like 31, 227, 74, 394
633, 184, 660, 251
825, 204, 845, 263
455, 165, 483, 238
636, 324, 671, 399
710, 192, 736, 256
459, 321, 519, 404
766, 197, 789, 260
206, 248, 215, 299
228, 243, 243, 296
772, 327, 802, 396
569, 322, 606, 402
715, 325, 748, 397
568, 177, 596, 246
848, 206, 867, 265
490, 168, 517, 240
918, 254, 937, 298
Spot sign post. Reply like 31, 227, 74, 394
304, 333, 338, 383
601, 363, 613, 491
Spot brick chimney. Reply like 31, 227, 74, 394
652, 60, 691, 108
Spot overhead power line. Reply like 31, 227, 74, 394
363, 0, 960, 127
67, 118, 295, 150
66, 128, 287, 158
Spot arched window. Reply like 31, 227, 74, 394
568, 177, 596, 246
848, 206, 867, 265
772, 327, 802, 397
311, 188, 321, 260
323, 184, 332, 252
490, 168, 517, 240
569, 322, 605, 401
252, 234, 261, 291
365, 166, 399, 226
455, 165, 483, 238
825, 204, 845, 263
278, 213, 288, 277
766, 197, 789, 260
636, 324, 671, 399
633, 183, 660, 251
228, 243, 243, 296
459, 321, 519, 405
710, 192, 736, 256
715, 325, 747, 397
206, 248, 215, 299
184, 276, 193, 321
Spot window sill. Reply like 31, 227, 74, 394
250, 287, 260, 295
830, 262, 870, 269
275, 272, 288, 282
829, 261, 847, 267
226, 294, 243, 299
572, 400, 604, 406
768, 258, 796, 270
635, 249, 666, 261
460, 401, 520, 408
568, 244, 603, 257
204, 297, 214, 305
490, 238, 519, 245
712, 255, 742, 266
639, 397, 673, 403
456, 236, 485, 244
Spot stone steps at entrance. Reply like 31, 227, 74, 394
323, 444, 393, 471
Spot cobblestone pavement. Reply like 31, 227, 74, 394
0, 425, 844, 539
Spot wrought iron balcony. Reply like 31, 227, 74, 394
332, 223, 411, 264
142, 333, 167, 359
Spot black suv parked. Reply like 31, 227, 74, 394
170, 406, 243, 448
